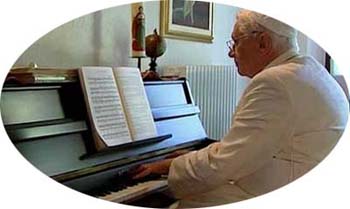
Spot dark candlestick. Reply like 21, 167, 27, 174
149, 57, 157, 72
137, 57, 141, 71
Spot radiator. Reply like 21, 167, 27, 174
161, 65, 237, 140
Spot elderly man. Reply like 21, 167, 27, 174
131, 10, 349, 208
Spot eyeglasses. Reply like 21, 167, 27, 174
226, 31, 262, 51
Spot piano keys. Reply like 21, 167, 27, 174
0, 69, 215, 207
100, 180, 168, 203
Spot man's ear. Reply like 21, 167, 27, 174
259, 33, 273, 54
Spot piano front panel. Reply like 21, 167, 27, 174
12, 115, 207, 179
1, 77, 212, 207
1, 87, 65, 125
144, 81, 189, 108
156, 115, 207, 144
15, 132, 88, 176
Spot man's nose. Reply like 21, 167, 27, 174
228, 49, 235, 58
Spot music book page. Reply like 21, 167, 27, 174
113, 67, 157, 141
79, 67, 132, 149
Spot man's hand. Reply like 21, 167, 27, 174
130, 158, 173, 180
165, 149, 191, 159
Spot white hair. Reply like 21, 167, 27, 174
235, 10, 298, 51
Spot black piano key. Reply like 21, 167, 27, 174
95, 190, 107, 197
108, 187, 119, 192
85, 190, 97, 197
106, 183, 125, 192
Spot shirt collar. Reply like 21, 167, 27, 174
264, 48, 299, 70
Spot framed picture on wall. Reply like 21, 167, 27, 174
160, 0, 214, 43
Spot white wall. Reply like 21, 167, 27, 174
13, 1, 237, 70
12, 1, 325, 103
298, 31, 326, 65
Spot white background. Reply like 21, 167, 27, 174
0, 0, 349, 209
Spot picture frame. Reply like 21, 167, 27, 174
160, 0, 214, 43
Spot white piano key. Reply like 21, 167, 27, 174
99, 179, 168, 203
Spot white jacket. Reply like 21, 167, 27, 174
167, 49, 349, 208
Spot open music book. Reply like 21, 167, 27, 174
78, 66, 157, 151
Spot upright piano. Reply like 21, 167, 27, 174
0, 69, 215, 207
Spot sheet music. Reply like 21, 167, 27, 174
113, 67, 157, 141
80, 67, 132, 146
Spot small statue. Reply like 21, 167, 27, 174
132, 5, 146, 57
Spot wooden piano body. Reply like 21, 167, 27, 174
0, 70, 215, 207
